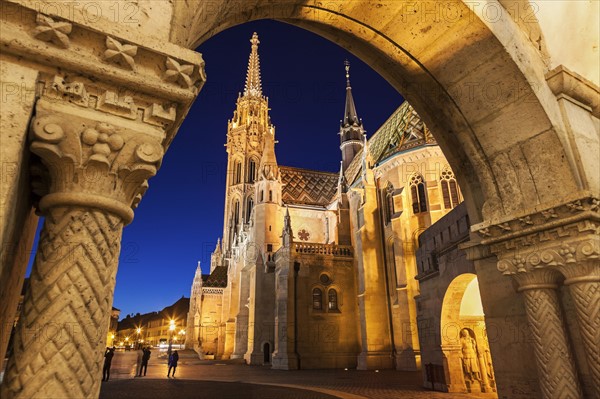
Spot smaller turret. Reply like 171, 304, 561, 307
339, 60, 365, 172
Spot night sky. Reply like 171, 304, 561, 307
27, 20, 404, 319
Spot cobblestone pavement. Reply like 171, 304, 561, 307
99, 351, 498, 399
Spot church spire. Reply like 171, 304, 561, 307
339, 60, 365, 172
342, 60, 361, 127
243, 32, 262, 97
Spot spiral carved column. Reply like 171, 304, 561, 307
1, 98, 165, 399
556, 242, 600, 399
514, 270, 583, 399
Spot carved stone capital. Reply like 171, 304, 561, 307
30, 97, 165, 224
496, 234, 599, 278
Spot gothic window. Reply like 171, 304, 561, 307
328, 289, 338, 311
260, 190, 264, 202
269, 190, 273, 202
248, 159, 257, 183
312, 288, 323, 310
410, 174, 428, 214
440, 167, 460, 209
246, 197, 254, 222
234, 160, 242, 184
233, 200, 240, 226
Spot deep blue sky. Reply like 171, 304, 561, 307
28, 20, 403, 319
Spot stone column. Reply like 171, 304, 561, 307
513, 269, 582, 399
556, 243, 600, 399
1, 98, 164, 398
472, 195, 598, 399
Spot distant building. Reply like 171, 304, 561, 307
116, 297, 189, 349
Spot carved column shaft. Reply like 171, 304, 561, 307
1, 97, 164, 398
561, 261, 600, 398
1, 207, 123, 398
516, 271, 582, 399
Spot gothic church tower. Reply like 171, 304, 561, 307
339, 61, 365, 171
222, 32, 275, 254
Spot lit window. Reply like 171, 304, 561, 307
246, 197, 254, 222
234, 161, 242, 184
312, 288, 323, 310
328, 289, 338, 311
440, 167, 460, 209
410, 174, 427, 214
248, 159, 257, 183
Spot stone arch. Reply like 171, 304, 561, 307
169, 1, 592, 225
440, 274, 496, 394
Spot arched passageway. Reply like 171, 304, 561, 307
0, 2, 597, 399
440, 274, 496, 394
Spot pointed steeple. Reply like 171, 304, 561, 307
215, 238, 221, 254
337, 161, 347, 194
339, 60, 365, 172
243, 32, 262, 97
282, 206, 293, 247
342, 60, 361, 127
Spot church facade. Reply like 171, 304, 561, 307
187, 32, 491, 386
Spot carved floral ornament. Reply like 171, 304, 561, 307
497, 238, 600, 276
30, 99, 165, 223
33, 14, 72, 48
104, 36, 138, 70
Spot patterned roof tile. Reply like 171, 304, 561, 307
280, 166, 338, 207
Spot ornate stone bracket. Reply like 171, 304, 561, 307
469, 194, 599, 399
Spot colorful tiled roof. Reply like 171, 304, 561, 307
202, 266, 228, 288
280, 166, 339, 207
345, 101, 435, 185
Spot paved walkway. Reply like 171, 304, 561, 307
100, 352, 497, 399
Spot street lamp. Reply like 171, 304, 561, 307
168, 320, 176, 358
136, 327, 142, 349
111, 334, 115, 347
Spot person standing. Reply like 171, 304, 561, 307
135, 346, 144, 377
102, 347, 115, 382
167, 350, 179, 377
139, 347, 151, 376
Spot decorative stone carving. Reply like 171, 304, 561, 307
0, 96, 165, 399
164, 57, 196, 89
33, 14, 72, 48
476, 195, 598, 399
104, 36, 138, 70
513, 269, 583, 399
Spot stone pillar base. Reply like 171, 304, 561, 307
271, 353, 299, 370
244, 351, 264, 365
357, 351, 394, 370
395, 348, 420, 371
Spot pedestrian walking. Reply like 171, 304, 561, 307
135, 345, 143, 377
167, 350, 179, 377
139, 346, 151, 376
102, 347, 115, 382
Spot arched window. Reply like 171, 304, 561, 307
246, 197, 254, 222
248, 159, 257, 183
328, 289, 338, 311
440, 167, 460, 209
234, 160, 242, 184
269, 190, 273, 202
233, 200, 240, 226
260, 190, 264, 202
312, 288, 323, 310
410, 174, 427, 214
